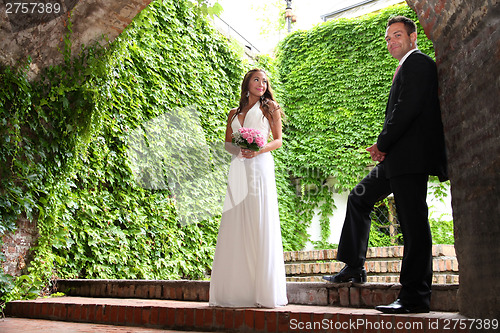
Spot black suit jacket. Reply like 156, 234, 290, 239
377, 50, 448, 181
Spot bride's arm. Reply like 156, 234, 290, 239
261, 108, 283, 153
224, 108, 240, 155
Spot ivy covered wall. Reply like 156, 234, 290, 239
0, 0, 249, 302
273, 4, 449, 248
276, 4, 434, 189
0, 1, 452, 305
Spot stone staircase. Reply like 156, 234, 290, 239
5, 279, 467, 332
4, 246, 465, 332
284, 244, 459, 284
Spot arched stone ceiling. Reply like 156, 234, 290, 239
0, 0, 153, 78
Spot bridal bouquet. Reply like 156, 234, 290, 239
232, 127, 266, 151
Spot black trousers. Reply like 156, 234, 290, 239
337, 163, 432, 307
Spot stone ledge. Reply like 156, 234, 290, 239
56, 279, 460, 312
56, 279, 209, 302
283, 245, 456, 262
285, 258, 459, 275
287, 282, 458, 312
287, 274, 459, 284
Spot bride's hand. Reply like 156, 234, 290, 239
241, 148, 258, 159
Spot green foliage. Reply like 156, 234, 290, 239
429, 212, 454, 245
53, 0, 244, 280
0, 245, 15, 298
246, 55, 312, 250
0, 16, 111, 301
0, 1, 455, 306
251, 0, 288, 37
368, 222, 396, 247
274, 4, 440, 248
0, 0, 244, 304
368, 209, 454, 247
367, 198, 401, 247
187, 0, 223, 18
276, 4, 434, 189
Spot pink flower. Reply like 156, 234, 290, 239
233, 127, 265, 151
256, 137, 265, 147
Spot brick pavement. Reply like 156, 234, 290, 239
0, 317, 219, 333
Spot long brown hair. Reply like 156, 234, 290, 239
232, 69, 284, 123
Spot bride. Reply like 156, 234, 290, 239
209, 69, 288, 308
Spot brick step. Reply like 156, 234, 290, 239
5, 296, 469, 333
283, 244, 456, 263
54, 279, 460, 312
287, 274, 459, 284
285, 258, 459, 275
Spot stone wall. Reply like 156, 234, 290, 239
406, 0, 500, 319
1, 217, 38, 276
0, 0, 153, 275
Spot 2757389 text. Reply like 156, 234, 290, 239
5, 2, 61, 14
439, 318, 499, 331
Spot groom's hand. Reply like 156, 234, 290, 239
367, 144, 386, 162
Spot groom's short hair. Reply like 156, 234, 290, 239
387, 16, 417, 36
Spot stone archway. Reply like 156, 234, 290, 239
0, 0, 153, 78
1, 0, 499, 320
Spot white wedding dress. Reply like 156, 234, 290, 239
209, 101, 288, 308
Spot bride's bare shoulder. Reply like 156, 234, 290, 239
227, 108, 238, 122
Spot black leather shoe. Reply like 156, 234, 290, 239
322, 265, 367, 283
375, 299, 430, 314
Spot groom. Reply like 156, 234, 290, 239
323, 16, 447, 314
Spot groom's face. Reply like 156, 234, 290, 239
385, 22, 417, 61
